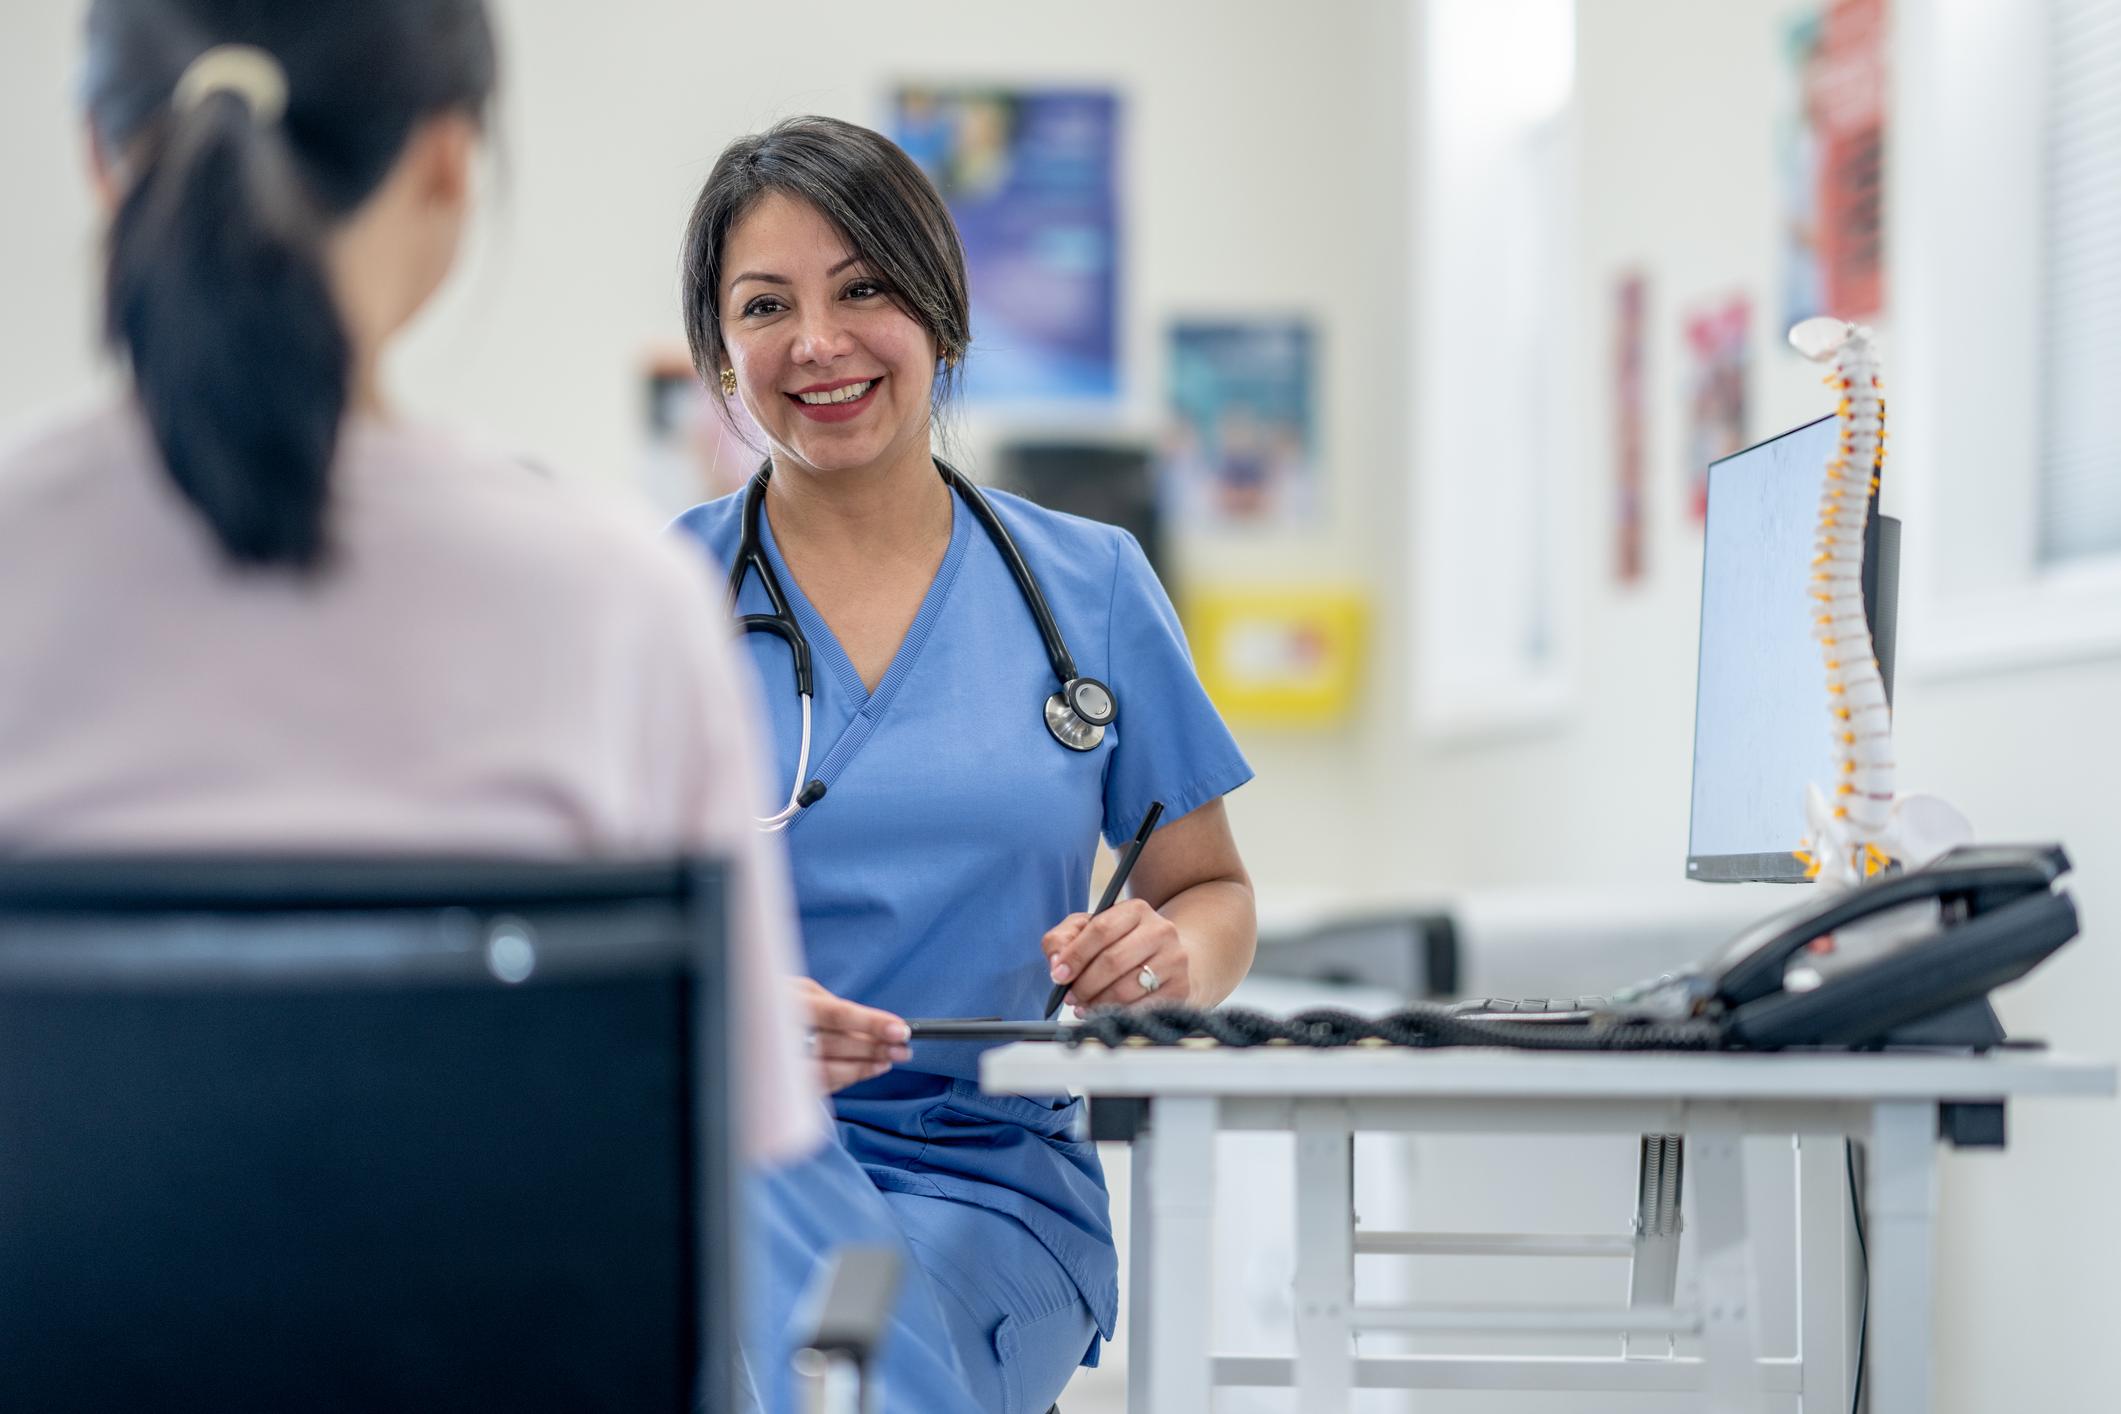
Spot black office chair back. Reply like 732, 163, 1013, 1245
0, 857, 734, 1414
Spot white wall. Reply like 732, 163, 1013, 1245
0, 0, 1410, 910
0, 4, 112, 423
0, 14, 1406, 1412
1379, 1, 2121, 1407
424, 0, 1415, 899
5, 0, 2114, 1403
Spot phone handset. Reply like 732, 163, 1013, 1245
1699, 844, 2076, 1050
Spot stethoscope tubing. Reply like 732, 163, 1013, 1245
727, 457, 1110, 830
949, 471, 1080, 684
757, 691, 813, 832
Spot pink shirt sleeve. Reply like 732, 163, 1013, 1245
638, 544, 824, 1167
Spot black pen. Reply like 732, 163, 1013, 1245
1045, 801, 1164, 1018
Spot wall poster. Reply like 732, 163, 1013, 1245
1160, 319, 1318, 528
1613, 271, 1649, 582
892, 87, 1120, 403
1683, 294, 1752, 525
639, 347, 759, 518
1781, 0, 1888, 327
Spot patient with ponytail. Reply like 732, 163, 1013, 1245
0, 0, 821, 1169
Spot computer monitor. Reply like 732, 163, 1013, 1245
1687, 416, 1900, 882
993, 440, 1165, 581
0, 858, 733, 1414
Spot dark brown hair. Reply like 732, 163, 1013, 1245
678, 115, 970, 429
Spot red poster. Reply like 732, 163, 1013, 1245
1614, 273, 1648, 583
1683, 295, 1751, 526
1784, 0, 1888, 323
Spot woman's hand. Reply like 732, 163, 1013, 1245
794, 976, 911, 1092
1040, 898, 1191, 1012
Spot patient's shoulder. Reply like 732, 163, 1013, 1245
0, 403, 141, 510
336, 418, 720, 616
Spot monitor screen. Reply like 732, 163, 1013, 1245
1687, 415, 1895, 882
993, 441, 1164, 581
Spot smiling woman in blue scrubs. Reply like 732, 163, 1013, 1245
671, 116, 1257, 1414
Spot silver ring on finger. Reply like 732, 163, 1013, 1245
1137, 964, 1162, 995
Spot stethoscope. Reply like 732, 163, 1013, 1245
728, 458, 1118, 830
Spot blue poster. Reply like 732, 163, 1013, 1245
893, 88, 1120, 403
1163, 321, 1318, 527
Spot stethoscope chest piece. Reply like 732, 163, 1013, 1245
1046, 676, 1116, 752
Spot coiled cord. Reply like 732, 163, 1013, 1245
1066, 1004, 1723, 1052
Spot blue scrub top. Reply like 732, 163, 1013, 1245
673, 478, 1252, 1343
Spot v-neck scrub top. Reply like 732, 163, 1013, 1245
674, 480, 1252, 1343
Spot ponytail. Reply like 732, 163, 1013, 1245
86, 1, 498, 572
105, 88, 346, 571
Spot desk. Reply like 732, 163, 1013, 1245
983, 1044, 2113, 1414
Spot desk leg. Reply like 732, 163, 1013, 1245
1795, 1133, 1852, 1414
1129, 1097, 1217, 1414
1292, 1102, 1354, 1413
1690, 1104, 1765, 1414
1126, 1124, 1156, 1413
1865, 1101, 1938, 1414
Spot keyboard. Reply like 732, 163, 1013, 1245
1450, 996, 1609, 1018
1447, 972, 1696, 1021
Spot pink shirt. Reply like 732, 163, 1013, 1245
0, 404, 822, 1164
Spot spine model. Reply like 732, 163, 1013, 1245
1788, 317, 1894, 883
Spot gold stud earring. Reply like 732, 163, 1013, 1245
720, 367, 738, 397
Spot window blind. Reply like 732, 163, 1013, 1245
2037, 0, 2121, 564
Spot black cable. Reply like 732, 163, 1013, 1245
1846, 1140, 1869, 1414
1065, 1004, 1723, 1052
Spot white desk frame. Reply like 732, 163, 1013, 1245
983, 1045, 2113, 1414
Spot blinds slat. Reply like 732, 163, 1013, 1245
2037, 0, 2121, 565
